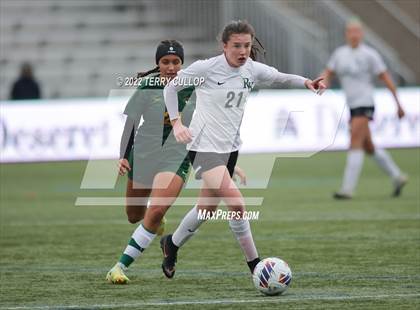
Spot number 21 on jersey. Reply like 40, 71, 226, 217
225, 91, 246, 108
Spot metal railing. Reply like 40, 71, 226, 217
221, 0, 329, 79
376, 0, 420, 40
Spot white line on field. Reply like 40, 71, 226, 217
1, 293, 419, 309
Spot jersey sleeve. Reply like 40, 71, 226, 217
370, 49, 387, 75
326, 49, 339, 72
253, 61, 307, 88
164, 60, 208, 120
123, 87, 150, 121
177, 59, 208, 82
119, 117, 136, 159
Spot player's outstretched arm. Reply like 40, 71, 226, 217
253, 62, 326, 95
379, 71, 405, 119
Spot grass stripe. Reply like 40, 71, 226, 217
1, 293, 419, 309
1, 266, 419, 281
2, 216, 419, 227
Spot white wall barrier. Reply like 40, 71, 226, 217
241, 88, 420, 154
0, 88, 419, 163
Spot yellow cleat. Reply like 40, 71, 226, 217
106, 263, 130, 284
156, 216, 166, 236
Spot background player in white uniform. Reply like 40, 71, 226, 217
160, 20, 326, 278
322, 19, 407, 199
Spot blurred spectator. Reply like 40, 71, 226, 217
10, 62, 42, 100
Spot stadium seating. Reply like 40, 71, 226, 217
0, 0, 219, 99
1, 0, 418, 100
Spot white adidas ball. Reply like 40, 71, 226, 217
252, 257, 292, 296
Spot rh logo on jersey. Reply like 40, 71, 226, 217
242, 78, 254, 90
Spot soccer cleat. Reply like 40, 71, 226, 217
333, 192, 352, 200
160, 234, 178, 278
106, 263, 130, 284
156, 216, 167, 236
392, 174, 408, 197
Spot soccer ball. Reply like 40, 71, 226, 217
252, 257, 292, 296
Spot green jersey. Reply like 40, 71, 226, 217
124, 76, 195, 155
123, 76, 195, 184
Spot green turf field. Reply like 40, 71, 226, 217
1, 149, 419, 309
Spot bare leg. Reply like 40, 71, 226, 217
143, 172, 185, 233
168, 165, 259, 274
118, 172, 184, 269
125, 179, 151, 224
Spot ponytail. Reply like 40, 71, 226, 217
137, 66, 159, 78
250, 36, 266, 62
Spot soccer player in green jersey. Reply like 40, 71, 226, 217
106, 40, 193, 284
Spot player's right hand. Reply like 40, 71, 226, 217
172, 119, 193, 144
233, 166, 247, 186
397, 106, 405, 119
118, 158, 131, 176
305, 77, 326, 95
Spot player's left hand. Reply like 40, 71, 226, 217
233, 166, 247, 185
305, 77, 327, 95
397, 105, 405, 119
118, 158, 131, 176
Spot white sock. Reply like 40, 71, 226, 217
340, 149, 364, 195
229, 218, 259, 262
372, 148, 402, 180
172, 205, 205, 247
122, 224, 156, 262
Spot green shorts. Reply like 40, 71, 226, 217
127, 149, 190, 185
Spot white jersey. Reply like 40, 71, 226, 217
327, 44, 387, 109
164, 54, 307, 153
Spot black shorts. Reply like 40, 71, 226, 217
350, 106, 375, 120
188, 150, 238, 180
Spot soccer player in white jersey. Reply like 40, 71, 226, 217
321, 19, 407, 199
159, 20, 326, 278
